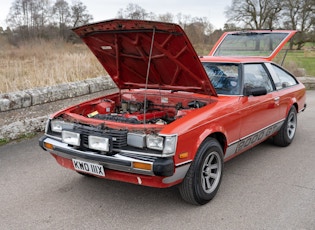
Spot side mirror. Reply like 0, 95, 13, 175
244, 87, 267, 96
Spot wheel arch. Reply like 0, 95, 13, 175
288, 97, 298, 113
208, 132, 227, 153
195, 125, 228, 157
292, 102, 298, 113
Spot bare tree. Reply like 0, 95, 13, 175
6, 0, 33, 38
53, 0, 71, 38
157, 12, 174, 23
32, 0, 52, 35
53, 0, 70, 27
282, 0, 315, 49
6, 0, 52, 39
176, 13, 192, 30
115, 5, 215, 54
117, 3, 150, 20
6, 0, 93, 42
225, 0, 282, 29
70, 0, 93, 27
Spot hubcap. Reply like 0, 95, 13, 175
287, 112, 297, 139
201, 151, 222, 194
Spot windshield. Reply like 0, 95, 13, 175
213, 32, 289, 57
202, 63, 241, 95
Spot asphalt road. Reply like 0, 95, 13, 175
1, 91, 315, 230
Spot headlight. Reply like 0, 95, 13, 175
146, 134, 177, 156
88, 136, 109, 152
50, 120, 74, 133
146, 134, 164, 151
162, 135, 177, 155
62, 131, 80, 146
51, 120, 63, 133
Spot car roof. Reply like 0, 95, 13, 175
199, 56, 269, 63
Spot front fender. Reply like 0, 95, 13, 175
174, 123, 228, 166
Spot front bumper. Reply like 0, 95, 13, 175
39, 136, 174, 177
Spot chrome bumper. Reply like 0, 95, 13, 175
39, 136, 175, 177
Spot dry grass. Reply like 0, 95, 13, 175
1, 37, 313, 94
0, 38, 107, 93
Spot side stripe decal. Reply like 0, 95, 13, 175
224, 120, 284, 159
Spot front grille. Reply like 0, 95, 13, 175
73, 125, 128, 149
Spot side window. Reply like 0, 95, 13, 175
243, 64, 274, 94
202, 63, 240, 95
270, 64, 298, 90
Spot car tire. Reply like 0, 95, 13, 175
273, 106, 297, 147
179, 137, 224, 205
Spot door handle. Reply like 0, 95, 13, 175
274, 97, 280, 106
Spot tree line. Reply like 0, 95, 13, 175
225, 0, 315, 49
1, 0, 314, 49
2, 0, 93, 43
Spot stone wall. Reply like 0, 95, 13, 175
0, 76, 116, 141
299, 77, 315, 90
0, 76, 115, 112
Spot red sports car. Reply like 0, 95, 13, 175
39, 19, 306, 205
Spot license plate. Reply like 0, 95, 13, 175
72, 159, 105, 177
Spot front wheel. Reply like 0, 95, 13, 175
179, 138, 224, 205
273, 106, 297, 147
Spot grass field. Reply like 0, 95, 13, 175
283, 49, 315, 76
0, 38, 314, 94
0, 38, 106, 94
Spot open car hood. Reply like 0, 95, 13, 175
209, 30, 297, 61
73, 19, 216, 96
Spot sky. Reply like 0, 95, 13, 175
0, 0, 232, 30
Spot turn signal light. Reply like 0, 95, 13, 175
133, 162, 152, 171
44, 142, 54, 150
179, 152, 189, 159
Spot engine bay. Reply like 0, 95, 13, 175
66, 90, 212, 125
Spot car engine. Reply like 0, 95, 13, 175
66, 90, 211, 126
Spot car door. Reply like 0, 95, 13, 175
236, 63, 281, 152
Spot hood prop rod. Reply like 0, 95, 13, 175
143, 27, 156, 126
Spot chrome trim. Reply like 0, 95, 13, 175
42, 137, 155, 176
46, 132, 175, 158
46, 133, 62, 141
112, 148, 164, 157
45, 133, 169, 158
175, 160, 192, 167
161, 134, 178, 156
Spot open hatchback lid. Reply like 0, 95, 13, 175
73, 19, 216, 96
209, 30, 297, 61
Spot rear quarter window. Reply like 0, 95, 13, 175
270, 64, 298, 90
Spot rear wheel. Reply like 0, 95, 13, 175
179, 138, 223, 205
274, 106, 297, 147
